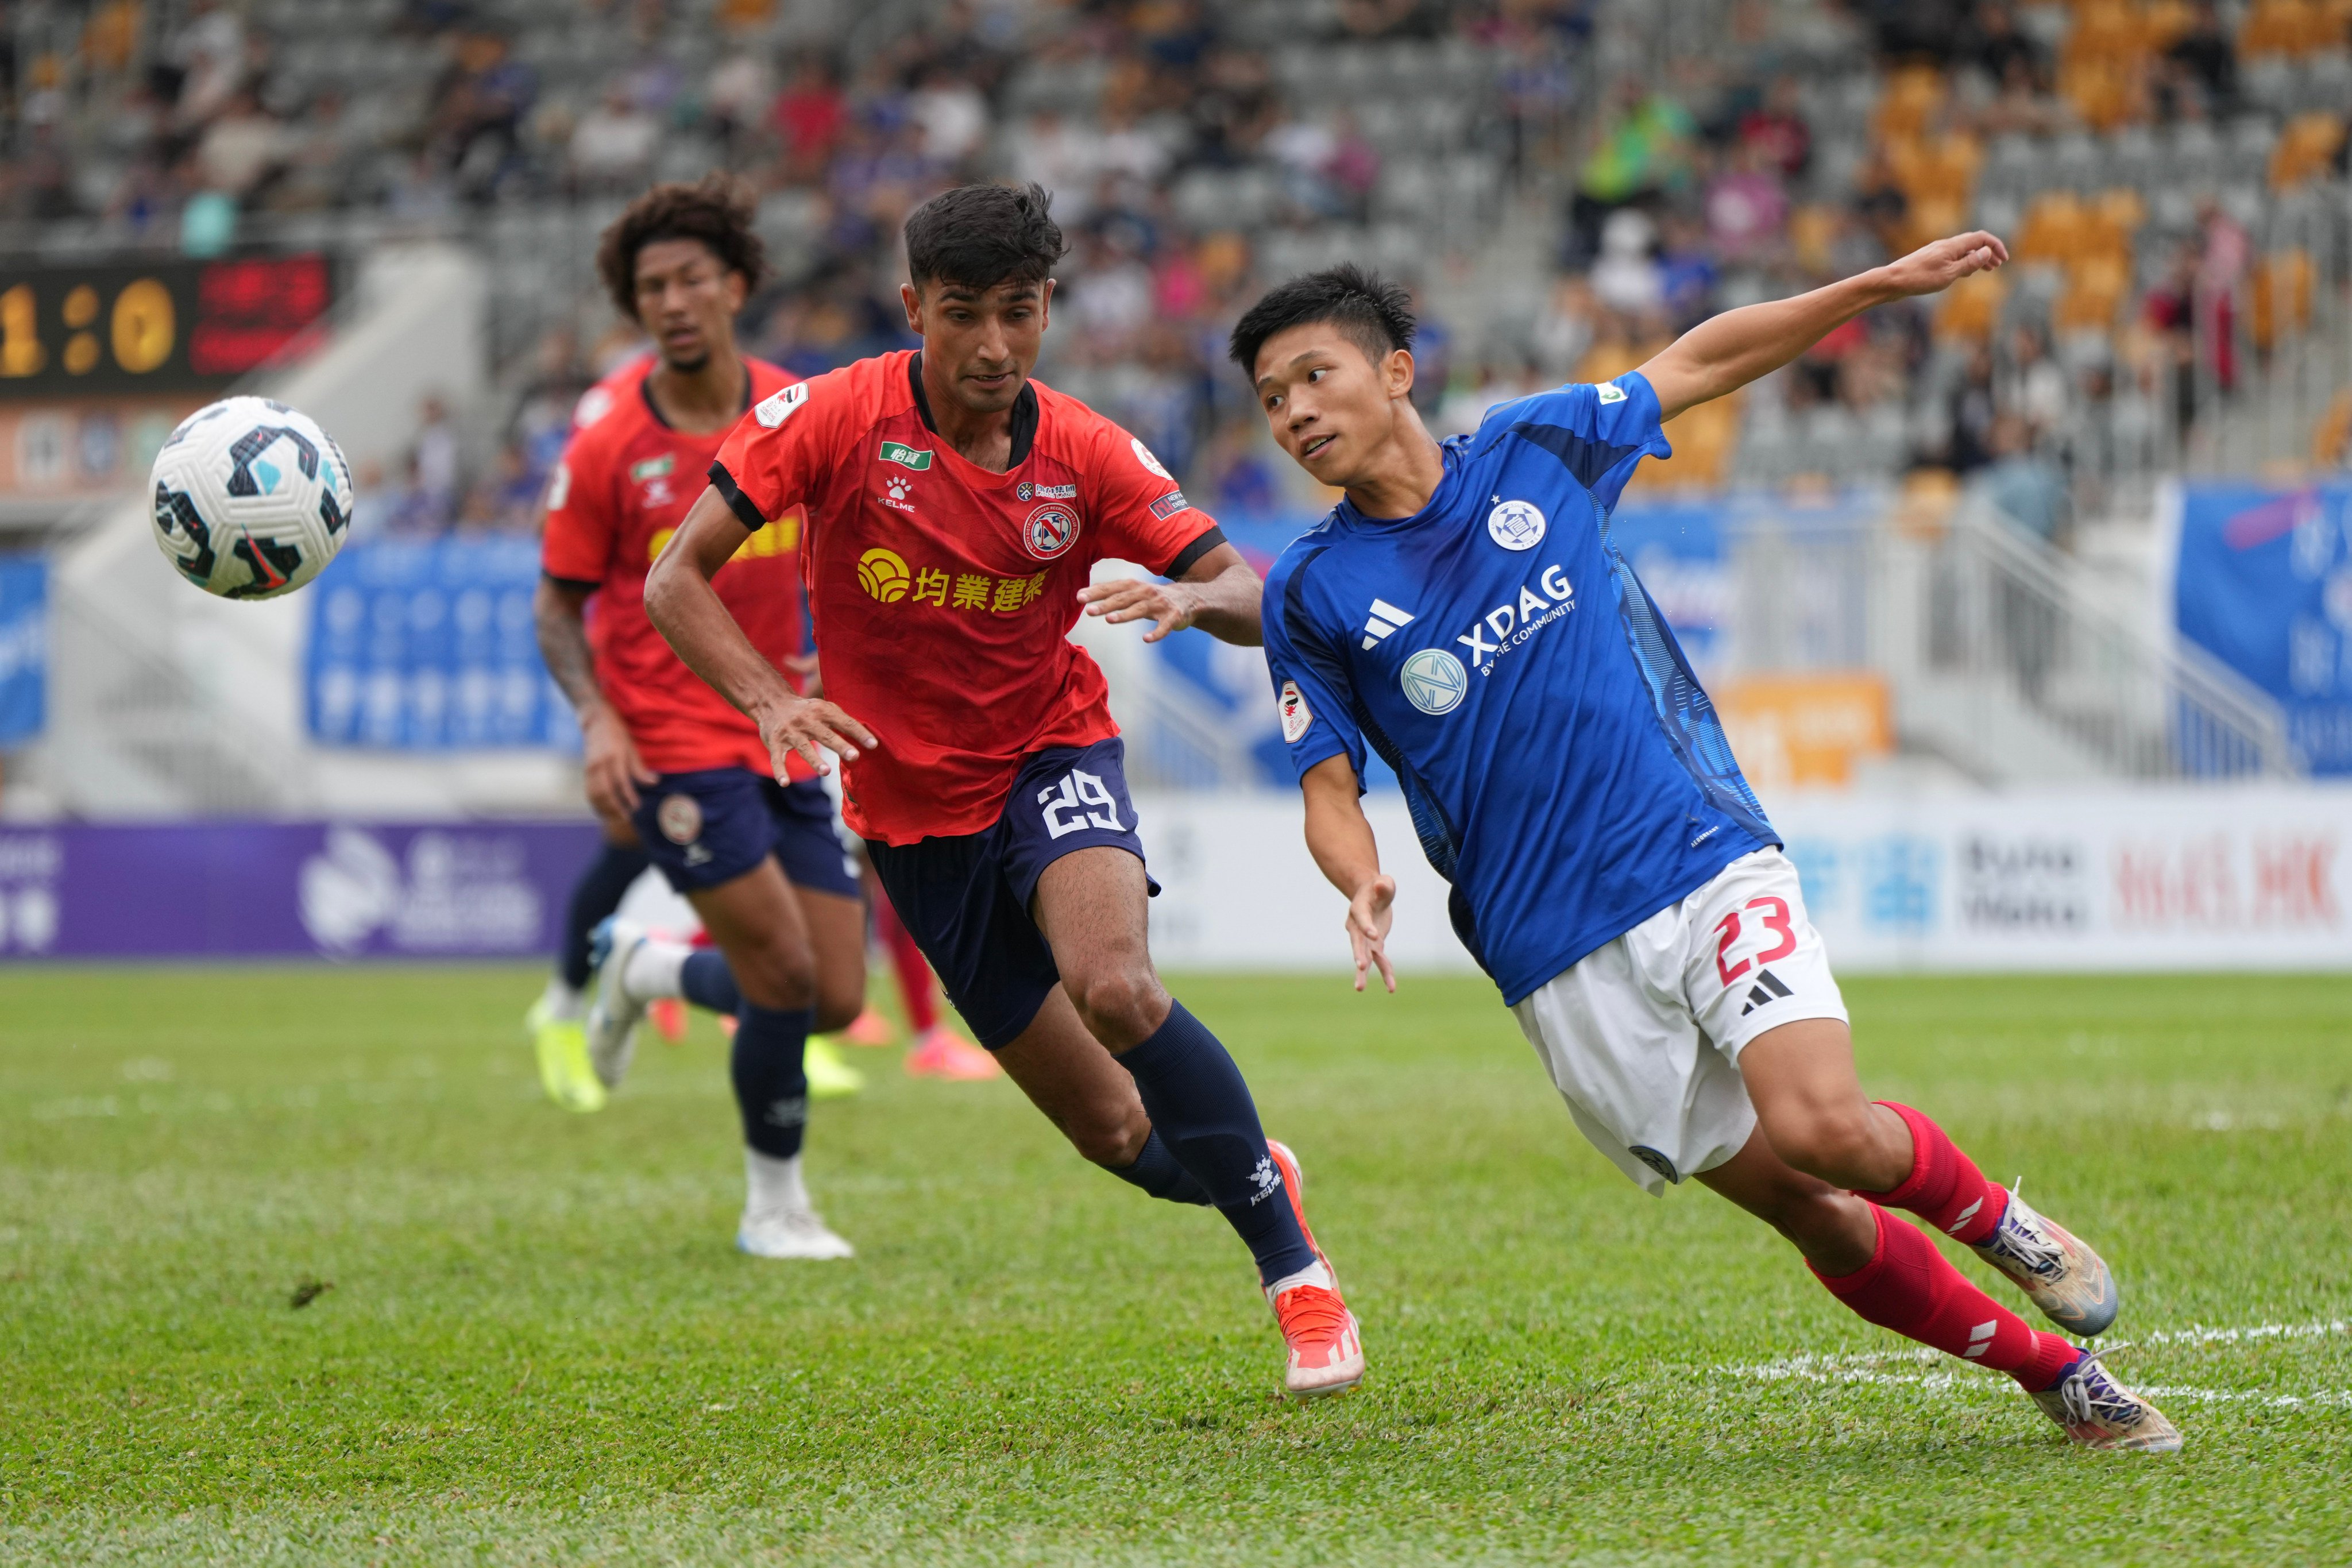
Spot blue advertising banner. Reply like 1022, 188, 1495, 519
0, 555, 47, 746
2176, 481, 2352, 775
307, 538, 577, 751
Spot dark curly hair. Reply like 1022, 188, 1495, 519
594, 173, 768, 323
1228, 264, 1416, 380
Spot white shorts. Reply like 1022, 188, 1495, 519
1508, 847, 1847, 1196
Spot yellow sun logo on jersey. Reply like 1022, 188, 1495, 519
858, 547, 911, 602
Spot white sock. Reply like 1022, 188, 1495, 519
744, 1148, 808, 1215
1265, 1259, 1333, 1298
540, 978, 585, 1022
619, 938, 690, 1003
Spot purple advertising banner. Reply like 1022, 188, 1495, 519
0, 821, 602, 959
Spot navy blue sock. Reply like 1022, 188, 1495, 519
1109, 1129, 1211, 1206
681, 949, 741, 1015
560, 842, 650, 989
731, 1003, 813, 1158
1117, 1001, 1314, 1284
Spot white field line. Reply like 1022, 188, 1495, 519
1701, 1319, 2352, 1411
1715, 1318, 2352, 1383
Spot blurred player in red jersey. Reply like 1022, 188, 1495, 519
527, 350, 661, 1111
647, 184, 1363, 1397
534, 176, 871, 1260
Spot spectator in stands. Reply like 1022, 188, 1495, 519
1705, 140, 1786, 265
1567, 78, 1694, 266
769, 55, 849, 184
1964, 3, 2046, 92
1980, 412, 2069, 544
2162, 0, 2238, 118
193, 89, 285, 204
570, 82, 661, 195
1736, 76, 1812, 181
907, 64, 989, 168
413, 395, 461, 528
2000, 322, 2071, 446
435, 30, 538, 202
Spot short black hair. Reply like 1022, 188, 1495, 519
1229, 264, 1416, 379
904, 181, 1068, 292
596, 173, 768, 322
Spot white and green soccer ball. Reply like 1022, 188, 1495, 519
149, 394, 355, 600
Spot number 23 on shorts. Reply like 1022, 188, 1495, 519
1713, 895, 1797, 988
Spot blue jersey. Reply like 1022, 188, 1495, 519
1261, 372, 1775, 1005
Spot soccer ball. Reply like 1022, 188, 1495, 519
149, 395, 355, 600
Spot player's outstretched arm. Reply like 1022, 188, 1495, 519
1637, 231, 2009, 422
1080, 542, 1265, 647
1301, 753, 1397, 993
644, 486, 878, 775
534, 576, 655, 821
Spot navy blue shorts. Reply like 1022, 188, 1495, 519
865, 737, 1155, 1051
632, 768, 863, 899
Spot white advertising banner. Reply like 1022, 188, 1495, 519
1134, 788, 2352, 976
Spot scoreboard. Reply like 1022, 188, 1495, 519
0, 254, 337, 502
0, 253, 335, 399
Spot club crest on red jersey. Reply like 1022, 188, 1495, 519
1024, 503, 1081, 560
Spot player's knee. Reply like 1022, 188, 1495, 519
810, 980, 862, 1036
731, 933, 818, 1011
1063, 1096, 1151, 1168
1065, 964, 1168, 1049
1764, 1103, 1882, 1187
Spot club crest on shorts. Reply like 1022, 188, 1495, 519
1400, 648, 1467, 715
1024, 502, 1081, 559
1629, 1145, 1681, 1183
655, 793, 703, 845
1487, 499, 1546, 551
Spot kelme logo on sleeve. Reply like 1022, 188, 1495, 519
879, 441, 934, 470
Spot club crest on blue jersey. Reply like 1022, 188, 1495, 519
1024, 503, 1081, 559
1400, 648, 1467, 715
1487, 499, 1546, 551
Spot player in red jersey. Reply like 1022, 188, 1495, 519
646, 184, 1364, 1397
526, 349, 665, 1111
534, 177, 871, 1259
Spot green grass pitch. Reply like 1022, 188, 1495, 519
2, 966, 2348, 1565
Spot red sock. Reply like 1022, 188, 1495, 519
874, 884, 939, 1033
1862, 1102, 2009, 1245
1815, 1206, 2077, 1389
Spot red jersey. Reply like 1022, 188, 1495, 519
712, 350, 1223, 844
543, 356, 815, 778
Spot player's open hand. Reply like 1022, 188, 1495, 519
582, 709, 658, 820
758, 693, 878, 778
1882, 230, 2009, 299
1079, 577, 1201, 643
1346, 874, 1398, 994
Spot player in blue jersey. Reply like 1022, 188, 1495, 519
1236, 235, 2181, 1454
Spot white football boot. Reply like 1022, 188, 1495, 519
737, 1207, 856, 1260
2031, 1351, 2183, 1453
1971, 1182, 2120, 1337
583, 917, 649, 1092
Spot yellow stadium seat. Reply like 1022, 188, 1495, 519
1935, 269, 2010, 341
2270, 111, 2347, 188
2250, 247, 2315, 349
2239, 0, 2327, 55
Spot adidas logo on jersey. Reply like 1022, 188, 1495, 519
1361, 597, 1415, 651
1737, 968, 1794, 1015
